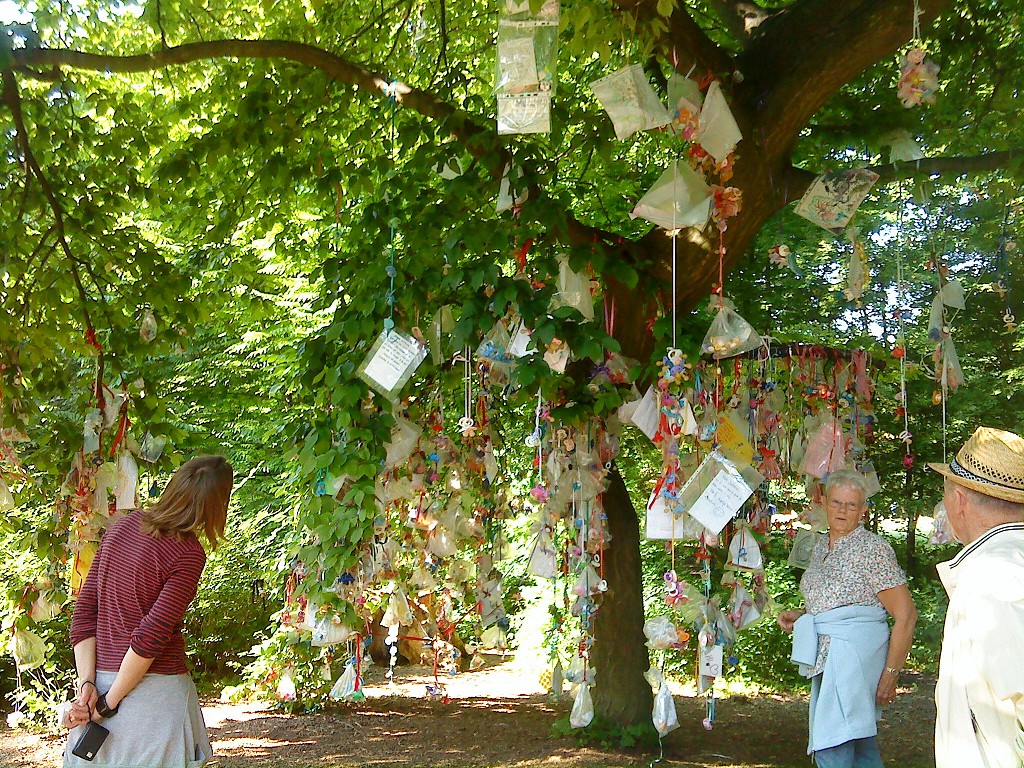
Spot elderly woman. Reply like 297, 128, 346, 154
778, 469, 918, 768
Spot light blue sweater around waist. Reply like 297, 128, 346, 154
791, 604, 889, 754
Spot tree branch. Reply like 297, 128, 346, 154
784, 148, 1022, 202
738, 0, 952, 147
609, 0, 733, 76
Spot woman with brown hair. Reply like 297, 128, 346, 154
63, 454, 233, 767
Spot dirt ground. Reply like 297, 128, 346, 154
0, 656, 937, 768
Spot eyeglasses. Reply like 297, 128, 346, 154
826, 500, 863, 512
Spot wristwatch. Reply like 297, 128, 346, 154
885, 666, 902, 676
95, 693, 120, 718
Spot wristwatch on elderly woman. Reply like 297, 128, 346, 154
884, 667, 902, 677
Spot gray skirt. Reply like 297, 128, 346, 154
64, 671, 212, 768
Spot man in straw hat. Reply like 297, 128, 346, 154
928, 426, 1024, 768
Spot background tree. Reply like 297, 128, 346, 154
1, 0, 1022, 727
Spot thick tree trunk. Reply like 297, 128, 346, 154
592, 466, 653, 725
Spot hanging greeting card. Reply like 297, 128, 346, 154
591, 64, 671, 141
631, 160, 712, 231
498, 92, 551, 134
357, 329, 428, 399
793, 169, 880, 234
696, 81, 742, 162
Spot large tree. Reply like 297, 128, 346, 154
2, 0, 1022, 725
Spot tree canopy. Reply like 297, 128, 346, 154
1, 0, 1023, 728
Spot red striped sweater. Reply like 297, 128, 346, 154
70, 509, 206, 675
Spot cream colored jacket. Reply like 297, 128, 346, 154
936, 522, 1024, 768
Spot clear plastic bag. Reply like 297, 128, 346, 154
787, 528, 820, 569
497, 92, 551, 135
800, 419, 846, 478
631, 160, 711, 231
936, 338, 964, 391
329, 662, 357, 700
12, 628, 45, 671
0, 477, 14, 512
549, 256, 595, 321
427, 525, 458, 557
644, 615, 679, 650
727, 528, 763, 570
652, 680, 680, 737
591, 64, 671, 141
930, 500, 955, 545
696, 81, 742, 162
701, 299, 762, 359
381, 587, 414, 628
569, 683, 595, 728
276, 666, 297, 701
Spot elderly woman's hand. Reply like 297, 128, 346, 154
777, 609, 804, 633
875, 669, 899, 706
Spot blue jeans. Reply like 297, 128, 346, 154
813, 737, 883, 768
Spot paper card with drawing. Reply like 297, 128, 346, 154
793, 168, 879, 234
699, 645, 723, 677
357, 329, 428, 399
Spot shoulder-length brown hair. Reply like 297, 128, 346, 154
140, 455, 233, 549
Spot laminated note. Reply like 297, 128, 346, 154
357, 329, 428, 399
497, 36, 539, 94
679, 452, 760, 535
591, 64, 671, 141
794, 168, 879, 234
497, 92, 551, 135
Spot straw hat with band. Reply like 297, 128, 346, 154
927, 426, 1024, 504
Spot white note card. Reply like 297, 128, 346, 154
686, 466, 754, 535
699, 645, 723, 678
357, 329, 428, 399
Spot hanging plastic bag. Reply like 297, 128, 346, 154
276, 666, 297, 701
927, 293, 947, 341
496, 162, 529, 212
757, 448, 782, 481
929, 500, 955, 545
427, 525, 458, 558
886, 129, 925, 163
800, 419, 846, 478
385, 417, 421, 469
382, 587, 414, 628
668, 71, 703, 129
329, 662, 358, 700
527, 528, 557, 579
938, 278, 966, 309
727, 527, 763, 570
630, 160, 712, 231
590, 63, 671, 141
936, 338, 964, 391
696, 81, 742, 162
727, 581, 762, 630
115, 451, 139, 510
498, 92, 551, 135
652, 680, 680, 737
569, 683, 595, 728
0, 477, 14, 512
549, 660, 564, 700
858, 459, 882, 497
787, 528, 821, 569
548, 256, 595, 321
793, 168, 880, 234
312, 616, 354, 647
12, 628, 46, 672
701, 298, 763, 359
643, 615, 679, 650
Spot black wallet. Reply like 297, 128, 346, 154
71, 721, 109, 761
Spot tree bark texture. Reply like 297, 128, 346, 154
592, 466, 654, 724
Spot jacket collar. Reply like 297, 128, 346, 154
937, 522, 1024, 595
